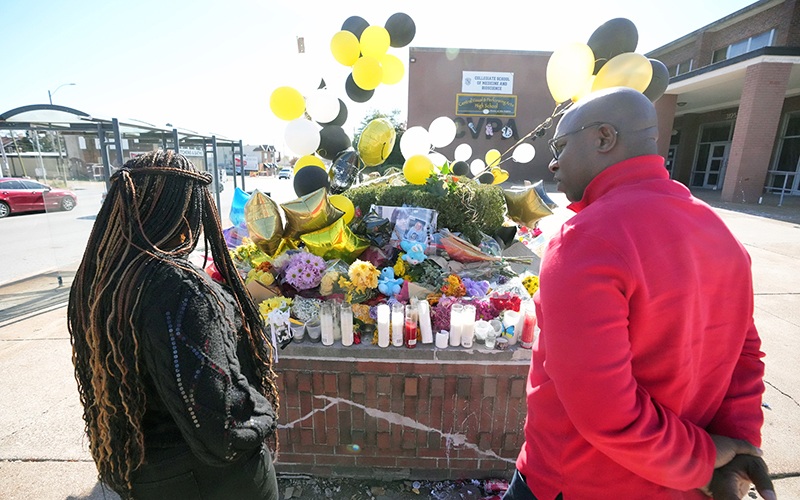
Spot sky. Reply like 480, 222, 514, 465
1, 0, 757, 152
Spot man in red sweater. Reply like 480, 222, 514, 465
506, 88, 775, 500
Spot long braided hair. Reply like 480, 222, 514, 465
67, 150, 279, 497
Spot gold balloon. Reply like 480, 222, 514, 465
244, 190, 284, 255
300, 217, 370, 263
491, 167, 509, 184
591, 52, 653, 94
281, 187, 344, 240
358, 118, 396, 167
546, 42, 595, 103
504, 185, 554, 228
275, 238, 299, 256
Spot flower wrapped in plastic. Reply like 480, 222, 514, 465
292, 295, 323, 323
337, 259, 380, 303
441, 275, 466, 297
282, 251, 326, 291
259, 296, 294, 350
462, 277, 490, 298
523, 275, 540, 296
319, 259, 350, 297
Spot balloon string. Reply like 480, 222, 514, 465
473, 100, 573, 179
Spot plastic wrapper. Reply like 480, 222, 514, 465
291, 295, 323, 323
352, 209, 393, 247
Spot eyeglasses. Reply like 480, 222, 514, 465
548, 122, 606, 160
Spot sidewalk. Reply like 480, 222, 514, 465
1, 200, 798, 499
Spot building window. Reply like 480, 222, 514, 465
767, 113, 800, 195
712, 29, 775, 63
668, 59, 693, 77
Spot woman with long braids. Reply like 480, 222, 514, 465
68, 150, 279, 499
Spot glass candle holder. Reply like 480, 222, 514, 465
461, 304, 476, 348
449, 303, 464, 347
340, 302, 354, 347
377, 304, 390, 348
320, 302, 334, 346
391, 303, 405, 347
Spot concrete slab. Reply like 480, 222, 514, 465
773, 475, 800, 500
0, 461, 119, 500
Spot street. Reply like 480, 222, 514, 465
0, 175, 299, 286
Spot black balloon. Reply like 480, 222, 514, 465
345, 73, 374, 103
317, 126, 352, 160
342, 16, 369, 39
329, 149, 364, 194
317, 98, 348, 127
451, 161, 469, 176
478, 172, 495, 184
643, 59, 670, 103
317, 78, 326, 90
493, 225, 518, 250
385, 12, 416, 48
293, 165, 330, 197
587, 18, 638, 74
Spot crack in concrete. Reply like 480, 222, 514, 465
279, 395, 515, 464
765, 380, 800, 408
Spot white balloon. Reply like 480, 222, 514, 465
428, 116, 457, 148
284, 118, 321, 156
428, 152, 448, 168
400, 126, 431, 159
470, 159, 485, 176
305, 90, 340, 123
454, 143, 472, 162
512, 143, 536, 163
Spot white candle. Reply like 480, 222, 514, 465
377, 304, 390, 348
340, 303, 353, 347
503, 310, 521, 345
435, 330, 449, 349
449, 304, 463, 346
391, 303, 404, 347
320, 302, 334, 346
461, 304, 476, 348
418, 300, 433, 344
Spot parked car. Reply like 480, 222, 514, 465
0, 178, 77, 218
278, 167, 293, 179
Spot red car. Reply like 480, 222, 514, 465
0, 178, 77, 218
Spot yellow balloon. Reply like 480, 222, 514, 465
403, 155, 434, 185
485, 149, 501, 168
380, 54, 404, 85
360, 25, 390, 59
269, 86, 305, 121
592, 53, 653, 94
358, 119, 397, 167
294, 155, 325, 174
572, 75, 596, 102
546, 43, 595, 103
491, 167, 509, 185
329, 194, 355, 224
352, 56, 383, 91
331, 30, 360, 67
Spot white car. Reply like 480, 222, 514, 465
278, 168, 292, 179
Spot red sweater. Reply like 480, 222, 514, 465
517, 155, 765, 500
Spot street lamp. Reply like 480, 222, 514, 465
48, 83, 76, 105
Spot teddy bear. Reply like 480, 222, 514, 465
378, 267, 404, 296
400, 240, 427, 266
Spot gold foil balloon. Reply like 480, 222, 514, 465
244, 190, 283, 255
491, 167, 509, 184
591, 52, 652, 94
301, 217, 370, 263
504, 184, 554, 228
281, 187, 344, 239
533, 179, 558, 209
358, 118, 396, 166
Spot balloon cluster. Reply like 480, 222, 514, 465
546, 18, 669, 104
331, 13, 416, 103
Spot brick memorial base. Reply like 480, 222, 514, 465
273, 343, 531, 480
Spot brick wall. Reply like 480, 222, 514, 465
273, 347, 530, 480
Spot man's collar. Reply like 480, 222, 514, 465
567, 155, 668, 213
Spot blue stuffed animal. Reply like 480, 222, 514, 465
400, 240, 427, 266
378, 267, 404, 296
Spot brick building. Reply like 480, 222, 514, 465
648, 0, 800, 202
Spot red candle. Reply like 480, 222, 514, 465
521, 309, 536, 349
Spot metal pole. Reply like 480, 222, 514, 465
212, 146, 221, 211
778, 173, 789, 207
0, 131, 10, 176
112, 118, 124, 167
230, 142, 238, 191
212, 136, 219, 208
239, 140, 245, 192
172, 129, 180, 154
98, 124, 112, 192
32, 130, 47, 183
161, 133, 167, 152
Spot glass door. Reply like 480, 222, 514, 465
691, 123, 732, 189
767, 113, 800, 195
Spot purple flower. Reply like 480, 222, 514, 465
463, 278, 490, 298
498, 275, 508, 285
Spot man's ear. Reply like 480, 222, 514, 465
596, 124, 618, 152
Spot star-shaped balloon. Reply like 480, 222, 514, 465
533, 179, 558, 209
245, 190, 283, 255
504, 184, 554, 228
281, 187, 344, 240
300, 217, 370, 263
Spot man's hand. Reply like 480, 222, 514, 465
703, 454, 776, 500
711, 434, 762, 468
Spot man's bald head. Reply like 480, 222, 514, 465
548, 88, 661, 202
